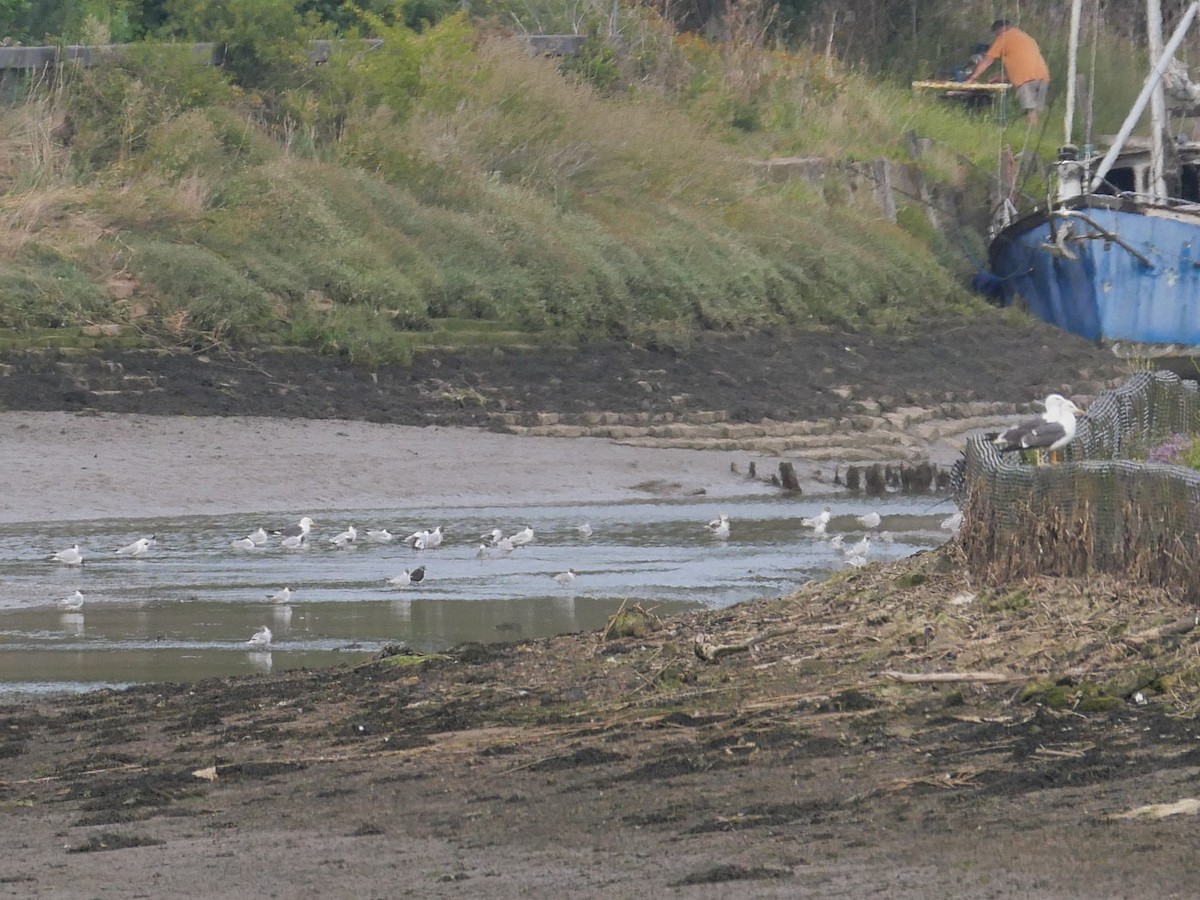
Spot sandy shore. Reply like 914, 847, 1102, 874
0, 411, 790, 524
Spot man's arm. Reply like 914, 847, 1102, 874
963, 56, 995, 85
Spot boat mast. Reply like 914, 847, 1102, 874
1148, 0, 1168, 198
1091, 1, 1200, 191
1064, 0, 1082, 147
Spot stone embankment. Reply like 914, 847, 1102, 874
492, 400, 1029, 468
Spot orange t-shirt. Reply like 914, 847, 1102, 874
986, 27, 1050, 87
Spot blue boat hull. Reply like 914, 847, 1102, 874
989, 196, 1200, 346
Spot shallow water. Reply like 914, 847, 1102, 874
0, 493, 956, 696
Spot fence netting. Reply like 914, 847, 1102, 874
957, 370, 1200, 601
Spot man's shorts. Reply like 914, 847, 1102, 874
1015, 80, 1049, 112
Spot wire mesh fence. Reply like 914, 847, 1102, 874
957, 370, 1200, 601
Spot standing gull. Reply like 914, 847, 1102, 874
802, 507, 832, 530
57, 590, 84, 612
116, 536, 156, 558
248, 528, 270, 546
553, 568, 578, 588
386, 569, 413, 587
576, 523, 593, 538
246, 625, 272, 649
508, 525, 534, 548
49, 544, 84, 566
989, 394, 1084, 461
706, 513, 731, 540
855, 512, 881, 529
273, 516, 314, 540
330, 525, 358, 547
267, 587, 294, 604
408, 565, 426, 584
482, 528, 504, 546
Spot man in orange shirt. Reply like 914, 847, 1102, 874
964, 19, 1050, 127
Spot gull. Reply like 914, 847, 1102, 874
494, 537, 514, 553
845, 553, 868, 569
576, 523, 593, 538
482, 528, 504, 546
802, 507, 832, 529
553, 568, 578, 588
409, 525, 444, 550
476, 543, 490, 559
811, 520, 828, 537
49, 544, 84, 566
231, 536, 257, 550
57, 590, 84, 612
856, 512, 881, 529
248, 528, 269, 546
273, 516, 314, 539
267, 587, 293, 604
366, 528, 394, 543
246, 625, 272, 649
116, 536, 156, 557
706, 513, 730, 540
330, 525, 358, 547
386, 569, 412, 587
828, 533, 845, 550
281, 533, 308, 550
989, 393, 1085, 462
508, 525, 534, 548
940, 510, 964, 533
845, 536, 870, 558
409, 565, 426, 584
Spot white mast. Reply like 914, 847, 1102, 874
1148, 0, 1168, 198
1064, 0, 1082, 146
1091, 1, 1200, 191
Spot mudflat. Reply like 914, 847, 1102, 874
3, 322, 1195, 899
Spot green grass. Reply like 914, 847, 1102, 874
0, 14, 1116, 362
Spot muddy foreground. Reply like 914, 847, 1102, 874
2, 322, 1197, 898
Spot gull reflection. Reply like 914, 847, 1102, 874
271, 604, 293, 628
246, 650, 273, 674
59, 612, 85, 636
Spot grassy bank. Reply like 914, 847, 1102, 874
0, 13, 1046, 363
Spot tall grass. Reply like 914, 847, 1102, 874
0, 13, 1062, 362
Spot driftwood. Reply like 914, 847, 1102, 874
694, 624, 800, 662
876, 670, 1016, 684
1123, 615, 1200, 646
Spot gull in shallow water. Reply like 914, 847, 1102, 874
482, 528, 504, 546
267, 587, 294, 604
508, 525, 534, 548
802, 507, 832, 530
48, 544, 84, 566
706, 513, 730, 540
116, 536, 156, 558
409, 525, 444, 550
940, 510, 964, 533
366, 528, 394, 543
248, 528, 269, 546
247, 625, 272, 649
553, 569, 578, 588
409, 565, 426, 584
57, 590, 84, 612
330, 525, 358, 547
855, 512, 881, 529
844, 536, 870, 558
273, 516, 314, 540
576, 523, 593, 538
231, 536, 257, 550
386, 569, 412, 587
281, 533, 308, 550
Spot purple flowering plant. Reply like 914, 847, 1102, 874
1146, 433, 1198, 465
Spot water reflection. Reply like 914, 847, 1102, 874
0, 493, 957, 694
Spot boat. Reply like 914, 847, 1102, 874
987, 0, 1200, 367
